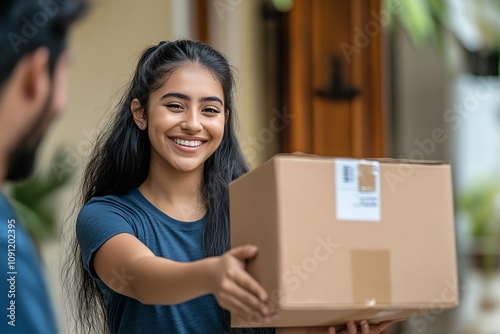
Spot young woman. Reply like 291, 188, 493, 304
67, 39, 400, 334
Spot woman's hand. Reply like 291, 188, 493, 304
276, 319, 405, 334
207, 245, 275, 323
330, 319, 404, 334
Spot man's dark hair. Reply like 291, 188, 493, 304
1, 0, 88, 181
0, 0, 88, 82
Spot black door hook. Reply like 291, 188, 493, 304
316, 56, 360, 100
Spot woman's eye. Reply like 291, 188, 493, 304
166, 104, 183, 110
203, 107, 220, 114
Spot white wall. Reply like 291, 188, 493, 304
208, 0, 272, 167
391, 28, 452, 162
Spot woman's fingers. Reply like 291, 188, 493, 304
230, 267, 276, 316
332, 318, 405, 334
212, 246, 276, 321
369, 319, 405, 332
220, 275, 271, 317
233, 264, 269, 303
217, 290, 254, 318
278, 320, 403, 334
347, 321, 358, 334
227, 245, 269, 302
360, 320, 370, 334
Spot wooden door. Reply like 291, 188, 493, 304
282, 0, 384, 158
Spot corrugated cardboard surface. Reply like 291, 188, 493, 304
230, 154, 458, 327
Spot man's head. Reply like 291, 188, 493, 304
0, 0, 87, 181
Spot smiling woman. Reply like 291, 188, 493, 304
64, 39, 397, 334
65, 39, 268, 334
130, 62, 227, 176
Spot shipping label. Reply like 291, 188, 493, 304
334, 159, 381, 221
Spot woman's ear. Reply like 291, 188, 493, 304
131, 98, 147, 130
225, 109, 230, 124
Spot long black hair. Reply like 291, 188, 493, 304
65, 40, 274, 333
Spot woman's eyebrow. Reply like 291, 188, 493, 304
200, 96, 223, 105
161, 92, 190, 101
161, 92, 223, 106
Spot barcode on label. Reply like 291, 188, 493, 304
343, 165, 354, 183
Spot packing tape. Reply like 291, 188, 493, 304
358, 163, 376, 192
351, 250, 391, 306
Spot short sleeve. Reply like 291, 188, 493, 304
76, 198, 136, 280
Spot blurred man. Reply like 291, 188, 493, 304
0, 0, 87, 332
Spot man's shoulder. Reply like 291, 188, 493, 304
0, 193, 16, 219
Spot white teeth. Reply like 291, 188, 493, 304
173, 138, 202, 147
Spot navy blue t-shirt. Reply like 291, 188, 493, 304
0, 192, 58, 333
76, 188, 226, 334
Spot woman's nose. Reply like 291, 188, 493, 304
180, 109, 203, 132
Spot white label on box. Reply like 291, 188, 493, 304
335, 159, 381, 221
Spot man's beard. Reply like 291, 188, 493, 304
6, 96, 52, 182
5, 145, 38, 181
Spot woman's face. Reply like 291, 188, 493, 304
138, 62, 226, 174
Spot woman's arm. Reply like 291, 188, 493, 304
93, 233, 273, 320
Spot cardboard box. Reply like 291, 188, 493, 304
230, 154, 458, 327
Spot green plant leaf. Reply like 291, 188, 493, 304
7, 147, 75, 244
398, 0, 436, 48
